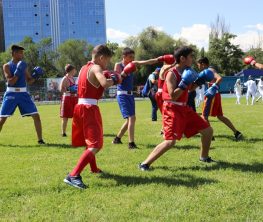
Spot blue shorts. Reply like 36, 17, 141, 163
117, 95, 135, 119
0, 92, 38, 117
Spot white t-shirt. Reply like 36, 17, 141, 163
244, 80, 257, 93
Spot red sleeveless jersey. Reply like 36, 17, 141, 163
162, 67, 189, 103
157, 77, 165, 89
77, 61, 104, 99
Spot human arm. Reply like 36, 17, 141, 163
3, 64, 19, 86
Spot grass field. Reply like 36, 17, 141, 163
0, 97, 263, 221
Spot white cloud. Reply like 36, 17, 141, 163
232, 31, 263, 51
152, 26, 164, 32
173, 24, 211, 49
106, 28, 130, 44
245, 23, 263, 31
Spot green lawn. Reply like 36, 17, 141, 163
0, 98, 263, 221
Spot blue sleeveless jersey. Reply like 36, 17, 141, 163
7, 60, 26, 87
117, 63, 134, 91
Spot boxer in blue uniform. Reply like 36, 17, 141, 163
0, 45, 45, 144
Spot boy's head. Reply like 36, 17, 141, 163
122, 47, 135, 64
174, 46, 194, 68
92, 44, 113, 70
197, 57, 209, 71
11, 45, 25, 60
65, 64, 76, 76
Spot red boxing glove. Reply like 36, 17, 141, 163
244, 56, 256, 66
110, 72, 122, 85
103, 70, 122, 85
123, 62, 136, 75
158, 54, 175, 64
103, 70, 111, 78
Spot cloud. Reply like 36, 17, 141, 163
232, 31, 263, 51
173, 24, 211, 49
106, 28, 130, 43
245, 23, 263, 31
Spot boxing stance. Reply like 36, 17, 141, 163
139, 46, 214, 171
59, 64, 78, 137
112, 47, 175, 148
0, 45, 45, 144
195, 57, 242, 140
64, 45, 122, 189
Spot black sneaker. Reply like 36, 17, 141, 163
212, 136, 215, 141
138, 163, 150, 171
38, 139, 45, 144
160, 129, 164, 135
199, 157, 215, 163
112, 136, 122, 144
128, 142, 137, 149
62, 133, 67, 137
63, 174, 87, 189
234, 131, 242, 140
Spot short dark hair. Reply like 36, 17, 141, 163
65, 64, 75, 73
122, 47, 135, 56
92, 44, 113, 58
174, 46, 194, 64
197, 57, 210, 65
11, 44, 25, 52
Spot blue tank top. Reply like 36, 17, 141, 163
7, 60, 26, 87
117, 63, 134, 91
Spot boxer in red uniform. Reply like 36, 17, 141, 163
139, 46, 214, 171
64, 45, 122, 189
59, 64, 78, 137
155, 63, 175, 134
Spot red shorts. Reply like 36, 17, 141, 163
202, 93, 223, 117
72, 104, 103, 149
155, 92, 163, 114
60, 95, 78, 118
162, 102, 209, 140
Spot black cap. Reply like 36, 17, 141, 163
11, 45, 25, 52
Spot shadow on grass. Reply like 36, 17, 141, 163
0, 143, 74, 149
178, 161, 263, 173
145, 143, 202, 150
214, 135, 263, 143
99, 172, 217, 188
103, 133, 116, 137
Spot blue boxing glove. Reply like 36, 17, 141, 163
31, 66, 44, 80
178, 67, 198, 90
194, 69, 214, 86
68, 85, 78, 93
14, 61, 27, 78
204, 83, 219, 98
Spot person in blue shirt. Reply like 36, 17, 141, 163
0, 45, 45, 144
147, 67, 160, 121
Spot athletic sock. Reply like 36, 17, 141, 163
70, 149, 95, 176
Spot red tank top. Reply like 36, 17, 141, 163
66, 75, 75, 87
157, 77, 165, 89
78, 61, 104, 99
162, 67, 189, 103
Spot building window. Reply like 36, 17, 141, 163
35, 32, 39, 35
34, 4, 37, 7
46, 14, 49, 17
46, 24, 49, 26
35, 14, 37, 16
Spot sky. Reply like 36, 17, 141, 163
105, 0, 263, 50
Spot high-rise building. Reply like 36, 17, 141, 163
2, 0, 106, 49
0, 0, 5, 51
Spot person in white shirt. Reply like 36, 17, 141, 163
256, 77, 263, 102
234, 79, 242, 104
195, 85, 205, 107
244, 75, 257, 105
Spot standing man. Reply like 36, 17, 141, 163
64, 45, 122, 189
59, 64, 78, 137
196, 57, 242, 140
112, 48, 172, 148
0, 45, 45, 144
148, 67, 160, 121
244, 75, 257, 105
139, 46, 215, 171
234, 79, 242, 105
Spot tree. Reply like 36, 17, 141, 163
57, 39, 93, 75
208, 16, 244, 75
